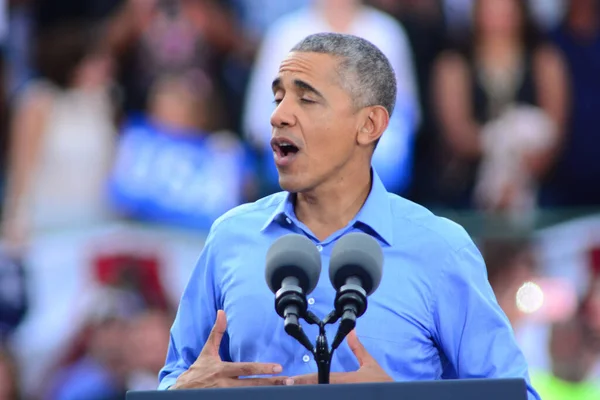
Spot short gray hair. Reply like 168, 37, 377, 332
291, 33, 397, 118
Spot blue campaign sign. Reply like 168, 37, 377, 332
108, 116, 256, 231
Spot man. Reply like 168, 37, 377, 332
158, 33, 539, 399
242, 0, 420, 196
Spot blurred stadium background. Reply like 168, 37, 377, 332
0, 0, 599, 399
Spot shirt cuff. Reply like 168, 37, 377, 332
158, 376, 178, 391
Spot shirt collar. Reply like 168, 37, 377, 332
261, 169, 394, 246
353, 170, 394, 246
261, 191, 295, 232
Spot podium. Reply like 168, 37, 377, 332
127, 378, 527, 400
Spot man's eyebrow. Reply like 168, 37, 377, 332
293, 79, 324, 99
271, 77, 324, 99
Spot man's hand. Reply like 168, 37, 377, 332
287, 330, 393, 385
171, 310, 287, 389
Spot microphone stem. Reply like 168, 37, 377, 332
283, 305, 300, 328
315, 332, 330, 384
282, 275, 300, 288
341, 308, 357, 323
345, 276, 362, 287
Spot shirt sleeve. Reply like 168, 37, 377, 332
432, 241, 541, 400
157, 224, 228, 389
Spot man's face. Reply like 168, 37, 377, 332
270, 52, 361, 193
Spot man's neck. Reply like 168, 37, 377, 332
294, 164, 372, 242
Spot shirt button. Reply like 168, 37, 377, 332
302, 354, 310, 363
285, 217, 292, 224
316, 245, 323, 252
308, 298, 315, 305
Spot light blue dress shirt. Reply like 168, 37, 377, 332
158, 171, 540, 399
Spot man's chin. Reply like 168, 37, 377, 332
278, 175, 304, 193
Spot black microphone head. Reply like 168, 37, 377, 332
265, 234, 321, 295
329, 232, 383, 296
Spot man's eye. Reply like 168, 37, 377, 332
273, 98, 282, 105
300, 98, 315, 104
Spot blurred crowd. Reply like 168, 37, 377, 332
0, 0, 599, 399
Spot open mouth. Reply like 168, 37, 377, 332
276, 142, 299, 157
271, 137, 300, 167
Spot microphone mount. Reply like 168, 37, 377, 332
269, 232, 382, 385
275, 277, 314, 353
276, 282, 369, 384
330, 276, 367, 350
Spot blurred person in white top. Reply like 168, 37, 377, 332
242, 0, 420, 195
1, 21, 116, 251
0, 20, 117, 398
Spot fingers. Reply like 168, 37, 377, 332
201, 310, 227, 357
287, 372, 353, 385
285, 373, 317, 385
231, 376, 289, 387
222, 362, 283, 377
346, 329, 370, 366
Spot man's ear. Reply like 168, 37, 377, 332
356, 106, 389, 148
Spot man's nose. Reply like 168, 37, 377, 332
270, 99, 295, 128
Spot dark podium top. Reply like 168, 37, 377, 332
127, 378, 527, 400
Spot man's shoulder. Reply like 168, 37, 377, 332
387, 193, 474, 253
210, 192, 287, 235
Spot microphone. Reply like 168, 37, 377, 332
328, 232, 383, 349
265, 234, 321, 351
